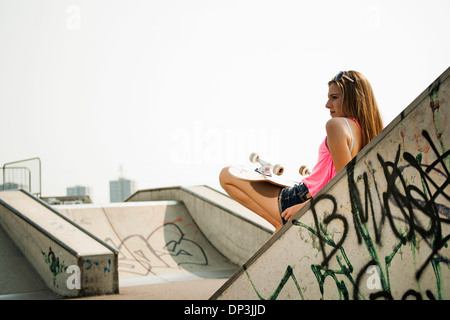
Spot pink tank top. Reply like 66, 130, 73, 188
302, 117, 362, 197
301, 137, 336, 196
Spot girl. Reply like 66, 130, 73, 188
219, 71, 384, 233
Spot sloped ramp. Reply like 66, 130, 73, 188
0, 223, 60, 299
0, 190, 119, 298
126, 185, 273, 266
56, 201, 238, 287
211, 66, 450, 300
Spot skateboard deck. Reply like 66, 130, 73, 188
228, 153, 303, 188
228, 165, 298, 187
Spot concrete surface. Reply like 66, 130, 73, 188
127, 185, 273, 265
71, 278, 228, 300
0, 223, 60, 300
212, 66, 450, 300
0, 190, 118, 298
0, 185, 272, 299
56, 200, 239, 284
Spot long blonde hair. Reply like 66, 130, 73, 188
329, 70, 384, 147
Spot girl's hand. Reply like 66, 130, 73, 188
281, 201, 309, 222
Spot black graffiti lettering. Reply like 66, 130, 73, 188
246, 127, 448, 300
314, 130, 447, 298
416, 234, 450, 280
426, 290, 437, 300
309, 194, 348, 268
300, 128, 449, 299
353, 259, 376, 300
369, 291, 393, 300
378, 131, 449, 293
105, 222, 209, 276
364, 171, 384, 244
378, 146, 417, 242
402, 289, 423, 300
347, 158, 365, 244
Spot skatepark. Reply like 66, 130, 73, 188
0, 66, 449, 300
0, 186, 273, 299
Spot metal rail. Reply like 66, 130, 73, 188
2, 157, 41, 197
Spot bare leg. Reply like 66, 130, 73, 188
219, 166, 284, 232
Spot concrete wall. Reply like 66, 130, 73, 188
56, 201, 238, 281
212, 67, 450, 300
0, 190, 119, 298
126, 185, 273, 266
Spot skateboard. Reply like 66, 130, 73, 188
228, 152, 310, 188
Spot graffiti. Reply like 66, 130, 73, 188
244, 265, 304, 300
56, 203, 238, 281
378, 131, 449, 276
243, 126, 449, 300
42, 247, 68, 277
42, 247, 69, 287
225, 73, 450, 300
105, 222, 208, 276
83, 258, 112, 278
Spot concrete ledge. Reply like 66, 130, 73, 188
0, 190, 119, 298
126, 185, 273, 265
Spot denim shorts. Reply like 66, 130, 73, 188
277, 182, 312, 224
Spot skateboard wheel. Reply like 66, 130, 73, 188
249, 152, 260, 164
299, 165, 311, 176
273, 164, 284, 176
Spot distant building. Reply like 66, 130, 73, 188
41, 195, 93, 205
109, 178, 135, 202
0, 182, 20, 191
67, 185, 90, 196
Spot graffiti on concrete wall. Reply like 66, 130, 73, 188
105, 221, 209, 277
242, 84, 449, 300
42, 247, 69, 286
57, 203, 237, 280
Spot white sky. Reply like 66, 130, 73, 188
0, 0, 449, 203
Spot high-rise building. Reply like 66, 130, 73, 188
109, 178, 135, 202
67, 185, 90, 196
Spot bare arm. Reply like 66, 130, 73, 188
325, 118, 353, 173
281, 118, 357, 222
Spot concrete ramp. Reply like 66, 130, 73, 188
212, 66, 450, 300
0, 190, 119, 298
126, 185, 273, 266
0, 223, 60, 299
56, 200, 239, 286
